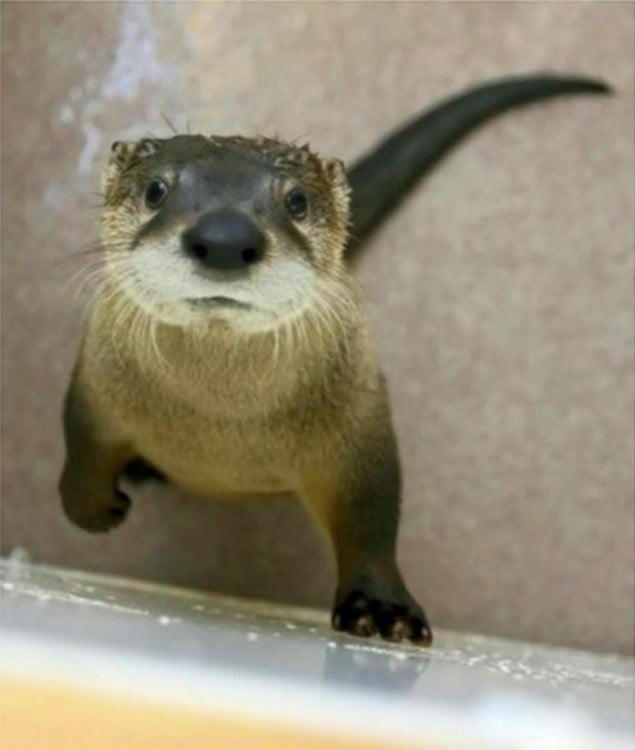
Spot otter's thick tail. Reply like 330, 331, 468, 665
347, 74, 611, 254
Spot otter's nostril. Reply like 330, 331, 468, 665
241, 248, 258, 264
193, 244, 208, 260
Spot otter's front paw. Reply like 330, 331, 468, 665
332, 588, 432, 646
61, 487, 131, 533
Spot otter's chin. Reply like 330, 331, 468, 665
125, 288, 308, 335
151, 298, 281, 334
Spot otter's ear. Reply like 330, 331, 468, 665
101, 138, 162, 197
322, 158, 349, 189
322, 158, 350, 203
109, 138, 162, 167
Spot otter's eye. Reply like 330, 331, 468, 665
285, 187, 308, 220
144, 178, 169, 209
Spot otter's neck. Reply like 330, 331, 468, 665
89, 279, 371, 420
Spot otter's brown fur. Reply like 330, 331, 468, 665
60, 135, 431, 644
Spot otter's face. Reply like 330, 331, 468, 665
100, 135, 350, 330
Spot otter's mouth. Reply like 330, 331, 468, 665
185, 296, 253, 310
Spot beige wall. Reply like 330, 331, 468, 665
2, 2, 633, 654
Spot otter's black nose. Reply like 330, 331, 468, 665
182, 209, 265, 271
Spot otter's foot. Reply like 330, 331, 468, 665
332, 584, 432, 646
61, 478, 131, 533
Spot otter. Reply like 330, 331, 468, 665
60, 75, 609, 644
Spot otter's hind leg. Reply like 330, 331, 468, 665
59, 374, 133, 533
302, 417, 432, 646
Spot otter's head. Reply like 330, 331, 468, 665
100, 134, 350, 331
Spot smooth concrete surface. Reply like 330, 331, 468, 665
1, 559, 633, 750
1, 2, 633, 655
